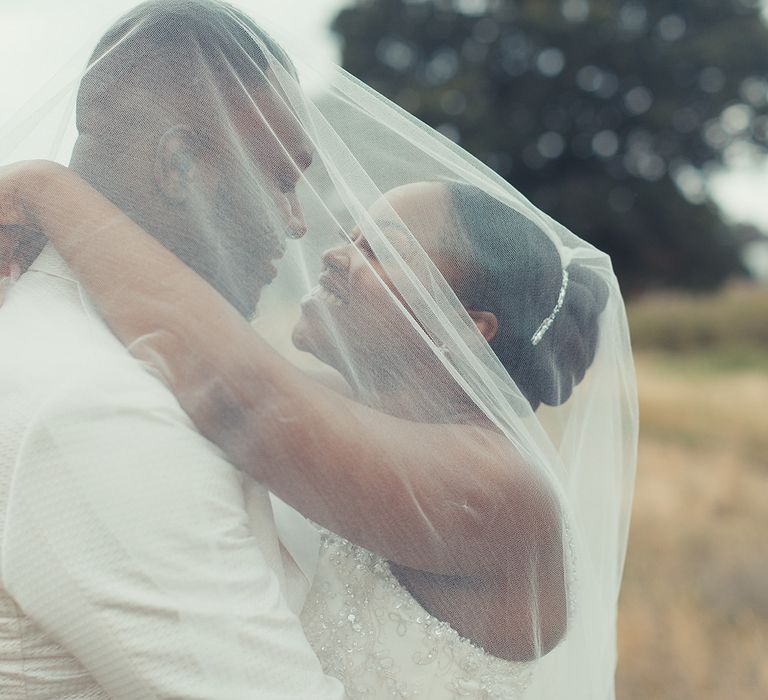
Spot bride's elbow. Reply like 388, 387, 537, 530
486, 561, 569, 662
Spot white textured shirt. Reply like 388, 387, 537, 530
0, 246, 343, 699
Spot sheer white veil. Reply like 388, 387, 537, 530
0, 1, 638, 697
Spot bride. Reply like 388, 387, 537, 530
0, 2, 637, 697
0, 164, 621, 698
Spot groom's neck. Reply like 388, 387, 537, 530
69, 136, 140, 216
68, 135, 182, 261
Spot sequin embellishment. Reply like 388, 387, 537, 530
301, 531, 534, 698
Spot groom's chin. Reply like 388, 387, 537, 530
229, 282, 264, 321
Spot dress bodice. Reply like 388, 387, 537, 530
301, 532, 533, 699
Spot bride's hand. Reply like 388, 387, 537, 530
0, 160, 61, 302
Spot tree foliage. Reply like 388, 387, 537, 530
331, 0, 767, 294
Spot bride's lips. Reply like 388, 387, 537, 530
318, 271, 349, 304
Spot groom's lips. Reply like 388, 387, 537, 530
259, 244, 284, 284
262, 262, 278, 283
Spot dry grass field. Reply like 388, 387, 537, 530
616, 284, 768, 699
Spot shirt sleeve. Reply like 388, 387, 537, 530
1, 366, 345, 700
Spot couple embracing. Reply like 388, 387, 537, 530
0, 1, 637, 698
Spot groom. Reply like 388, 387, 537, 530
0, 1, 344, 698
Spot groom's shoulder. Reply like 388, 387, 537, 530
0, 268, 187, 427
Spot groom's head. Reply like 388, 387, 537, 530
72, 0, 314, 316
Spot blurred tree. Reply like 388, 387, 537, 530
331, 0, 768, 294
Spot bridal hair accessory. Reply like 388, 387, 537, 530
531, 268, 569, 346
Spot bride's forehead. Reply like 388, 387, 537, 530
368, 183, 450, 237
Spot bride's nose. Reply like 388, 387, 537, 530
322, 242, 352, 273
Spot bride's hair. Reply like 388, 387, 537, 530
446, 183, 609, 410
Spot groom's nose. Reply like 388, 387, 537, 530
286, 191, 307, 238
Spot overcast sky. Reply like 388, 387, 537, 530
1, 0, 765, 232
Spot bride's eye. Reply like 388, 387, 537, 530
352, 232, 376, 259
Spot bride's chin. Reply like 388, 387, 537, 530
292, 314, 328, 359
291, 316, 313, 353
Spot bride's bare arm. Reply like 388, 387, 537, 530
2, 161, 561, 581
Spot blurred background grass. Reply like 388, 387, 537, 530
618, 283, 768, 699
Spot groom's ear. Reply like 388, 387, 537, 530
154, 126, 198, 204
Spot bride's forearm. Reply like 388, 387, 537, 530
18, 164, 465, 570
217, 351, 559, 578
22, 163, 550, 578
23, 162, 244, 378
26, 163, 207, 338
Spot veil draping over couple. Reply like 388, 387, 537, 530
0, 1, 638, 698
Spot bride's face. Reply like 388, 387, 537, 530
292, 182, 467, 377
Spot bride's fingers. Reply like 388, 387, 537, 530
0, 224, 45, 277
0, 257, 22, 306
0, 272, 16, 307
0, 226, 23, 276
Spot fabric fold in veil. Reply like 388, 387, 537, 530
0, 1, 637, 697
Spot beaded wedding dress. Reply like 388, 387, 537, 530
302, 531, 533, 699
